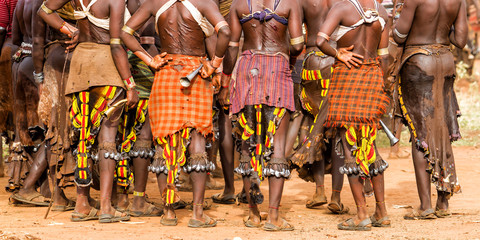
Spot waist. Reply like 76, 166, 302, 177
167, 54, 204, 65
335, 58, 379, 66
405, 44, 451, 54
241, 50, 289, 61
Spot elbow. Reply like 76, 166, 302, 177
218, 26, 232, 42
291, 43, 303, 55
455, 39, 467, 49
315, 37, 325, 51
110, 44, 124, 55
456, 33, 468, 49
120, 31, 129, 42
393, 35, 405, 45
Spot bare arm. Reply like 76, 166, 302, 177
222, 3, 241, 76
450, 0, 468, 48
316, 4, 363, 68
392, 0, 417, 44
32, 0, 47, 75
378, 7, 390, 78
120, 1, 159, 68
287, 0, 304, 56
11, 4, 23, 47
38, 0, 77, 37
110, 0, 138, 108
200, 0, 231, 78
315, 6, 342, 57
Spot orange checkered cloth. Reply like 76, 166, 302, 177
149, 54, 213, 140
325, 59, 389, 129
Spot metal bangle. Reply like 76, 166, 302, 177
317, 32, 330, 41
377, 48, 389, 56
290, 36, 304, 45
228, 41, 239, 47
110, 38, 122, 45
122, 25, 135, 36
214, 21, 229, 33
33, 71, 44, 84
394, 28, 408, 39
40, 2, 54, 14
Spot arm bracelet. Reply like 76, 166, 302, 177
110, 38, 122, 45
122, 25, 135, 36
317, 32, 330, 41
40, 2, 54, 14
214, 21, 229, 33
123, 76, 136, 91
290, 36, 304, 45
211, 55, 224, 69
394, 28, 408, 39
377, 48, 389, 56
228, 41, 239, 47
33, 71, 44, 84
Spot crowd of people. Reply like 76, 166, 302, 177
0, 0, 469, 232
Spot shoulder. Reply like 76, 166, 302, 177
378, 3, 388, 20
197, 0, 218, 12
329, 0, 351, 15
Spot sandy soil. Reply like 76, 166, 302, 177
0, 146, 479, 240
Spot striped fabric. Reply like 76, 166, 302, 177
230, 50, 295, 114
149, 54, 213, 140
0, 0, 18, 37
127, 50, 153, 99
325, 59, 389, 129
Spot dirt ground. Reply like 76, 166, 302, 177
0, 146, 479, 240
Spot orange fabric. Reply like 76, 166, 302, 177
149, 54, 213, 139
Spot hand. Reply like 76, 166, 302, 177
336, 45, 364, 68
218, 87, 230, 106
212, 73, 221, 94
126, 88, 139, 109
149, 52, 171, 71
199, 58, 215, 78
65, 30, 79, 52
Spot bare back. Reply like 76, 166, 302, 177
321, 0, 388, 60
301, 0, 337, 49
151, 0, 215, 56
399, 0, 464, 46
73, 0, 115, 44
12, 0, 33, 45
233, 0, 301, 54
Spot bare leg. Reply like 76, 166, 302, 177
312, 161, 326, 198
49, 164, 69, 207
218, 109, 235, 197
341, 129, 368, 224
285, 112, 303, 157
371, 172, 388, 221
436, 191, 449, 210
330, 141, 344, 204
156, 172, 175, 219
267, 111, 290, 226
97, 111, 124, 216
346, 176, 368, 223
18, 145, 47, 193
188, 130, 208, 221
73, 158, 95, 215
130, 117, 153, 212
411, 142, 432, 211
74, 185, 92, 215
